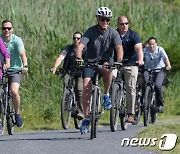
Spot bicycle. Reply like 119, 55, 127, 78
133, 67, 144, 125
56, 68, 82, 130
143, 68, 166, 126
110, 62, 128, 132
83, 63, 106, 140
0, 70, 21, 135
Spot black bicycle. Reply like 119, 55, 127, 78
143, 68, 166, 126
56, 68, 82, 130
110, 63, 128, 132
85, 63, 105, 140
0, 70, 21, 135
133, 68, 144, 125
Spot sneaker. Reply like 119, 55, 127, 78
80, 118, 89, 135
76, 112, 84, 120
103, 94, 112, 110
157, 106, 164, 113
15, 114, 24, 128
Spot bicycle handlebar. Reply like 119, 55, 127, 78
2, 70, 22, 77
55, 68, 83, 77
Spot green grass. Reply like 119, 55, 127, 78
137, 119, 180, 154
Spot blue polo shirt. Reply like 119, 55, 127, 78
0, 34, 25, 70
117, 28, 142, 65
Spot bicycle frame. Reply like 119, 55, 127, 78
143, 68, 165, 126
56, 68, 82, 129
0, 70, 21, 135
85, 63, 103, 139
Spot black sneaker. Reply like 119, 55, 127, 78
15, 114, 24, 128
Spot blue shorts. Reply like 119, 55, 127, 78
82, 66, 96, 78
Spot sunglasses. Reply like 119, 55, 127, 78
73, 37, 81, 40
100, 18, 110, 22
119, 22, 128, 26
2, 27, 12, 30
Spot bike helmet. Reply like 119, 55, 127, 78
96, 7, 112, 18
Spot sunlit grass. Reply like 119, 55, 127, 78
137, 121, 180, 153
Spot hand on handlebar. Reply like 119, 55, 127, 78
51, 67, 57, 74
75, 57, 84, 67
22, 67, 28, 74
166, 65, 172, 71
114, 62, 122, 70
136, 60, 144, 66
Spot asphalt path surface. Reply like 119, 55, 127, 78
0, 123, 157, 154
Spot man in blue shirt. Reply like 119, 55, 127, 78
144, 37, 171, 112
117, 16, 144, 123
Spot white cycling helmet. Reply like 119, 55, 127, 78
96, 7, 112, 18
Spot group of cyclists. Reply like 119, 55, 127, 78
0, 6, 172, 137
52, 6, 171, 135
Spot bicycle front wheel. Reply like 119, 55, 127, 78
119, 90, 128, 130
133, 90, 142, 125
90, 87, 98, 140
110, 83, 120, 132
150, 92, 157, 124
61, 88, 73, 129
7, 97, 15, 135
0, 89, 7, 136
144, 86, 152, 126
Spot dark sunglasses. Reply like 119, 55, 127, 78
100, 18, 110, 22
2, 27, 12, 30
73, 37, 81, 40
119, 22, 128, 26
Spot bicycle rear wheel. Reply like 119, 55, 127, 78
110, 83, 120, 132
7, 98, 15, 135
61, 88, 73, 129
144, 86, 151, 126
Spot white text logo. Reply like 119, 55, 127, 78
121, 134, 177, 151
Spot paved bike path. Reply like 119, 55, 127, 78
0, 123, 157, 154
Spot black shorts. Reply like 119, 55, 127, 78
82, 60, 113, 78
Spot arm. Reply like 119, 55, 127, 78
134, 43, 144, 65
19, 51, 28, 73
165, 58, 171, 70
115, 45, 123, 61
3, 58, 10, 70
51, 54, 65, 74
76, 43, 84, 59
0, 38, 10, 70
